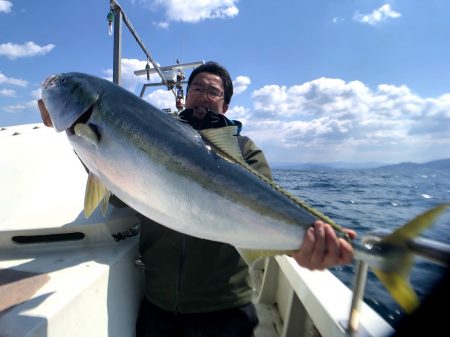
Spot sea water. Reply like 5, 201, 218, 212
272, 167, 450, 326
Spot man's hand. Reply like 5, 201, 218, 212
291, 220, 356, 270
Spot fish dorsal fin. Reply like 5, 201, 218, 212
84, 172, 111, 218
74, 123, 99, 146
199, 126, 245, 163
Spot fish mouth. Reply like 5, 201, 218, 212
38, 98, 53, 127
38, 96, 96, 132
39, 73, 100, 132
38, 75, 59, 127
38, 96, 99, 141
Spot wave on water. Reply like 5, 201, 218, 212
272, 167, 450, 326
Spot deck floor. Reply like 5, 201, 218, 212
254, 303, 282, 337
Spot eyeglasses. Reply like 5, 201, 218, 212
188, 85, 224, 100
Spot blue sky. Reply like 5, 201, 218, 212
1, 0, 450, 164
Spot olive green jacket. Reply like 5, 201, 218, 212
139, 136, 272, 313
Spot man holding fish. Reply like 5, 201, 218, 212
133, 61, 356, 337
38, 61, 356, 337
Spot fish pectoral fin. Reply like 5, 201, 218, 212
237, 248, 289, 266
100, 190, 111, 216
74, 123, 99, 146
84, 172, 110, 218
199, 126, 245, 163
373, 269, 419, 314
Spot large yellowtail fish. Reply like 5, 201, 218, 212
39, 72, 449, 314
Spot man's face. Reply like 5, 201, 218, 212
185, 72, 228, 120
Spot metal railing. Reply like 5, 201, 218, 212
109, 0, 168, 87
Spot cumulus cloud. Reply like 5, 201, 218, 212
31, 88, 42, 100
153, 21, 169, 29
354, 4, 401, 25
0, 0, 12, 13
3, 100, 37, 113
250, 78, 371, 120
0, 88, 15, 97
152, 0, 239, 23
233, 76, 250, 94
103, 58, 179, 112
0, 41, 55, 59
0, 71, 28, 87
142, 89, 177, 111
1, 86, 46, 115
104, 58, 162, 93
227, 105, 250, 121
239, 78, 450, 163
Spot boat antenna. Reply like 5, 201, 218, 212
145, 58, 151, 81
181, 39, 183, 63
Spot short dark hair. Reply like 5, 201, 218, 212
187, 61, 233, 104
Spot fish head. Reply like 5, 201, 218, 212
39, 73, 100, 132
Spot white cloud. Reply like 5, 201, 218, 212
3, 100, 37, 113
0, 0, 12, 13
0, 88, 15, 97
0, 72, 28, 87
152, 0, 239, 23
153, 21, 169, 29
104, 58, 161, 93
104, 58, 180, 112
227, 105, 249, 121
233, 75, 250, 94
31, 88, 42, 100
142, 89, 177, 112
354, 4, 401, 25
239, 78, 450, 163
251, 78, 372, 119
0, 41, 55, 59
98, 58, 450, 164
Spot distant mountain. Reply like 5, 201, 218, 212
271, 161, 385, 170
271, 158, 450, 171
373, 158, 450, 171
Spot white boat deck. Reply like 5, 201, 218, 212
0, 124, 394, 337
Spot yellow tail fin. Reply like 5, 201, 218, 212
373, 203, 450, 313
